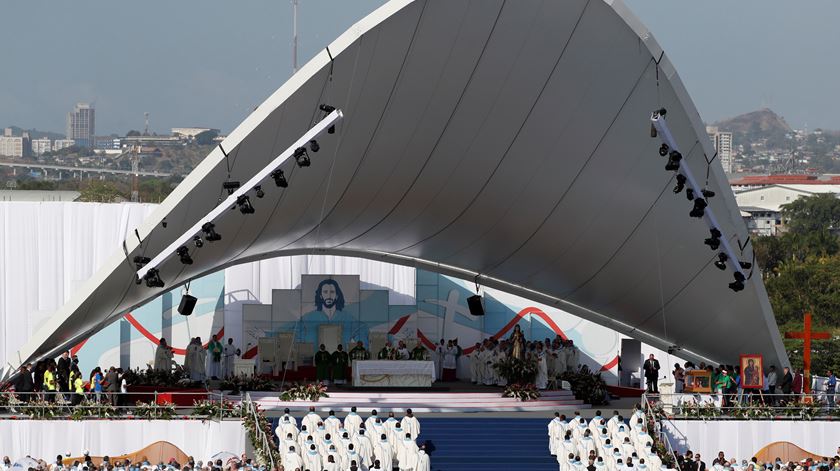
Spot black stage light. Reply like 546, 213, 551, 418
294, 147, 311, 167
144, 268, 165, 288
665, 151, 682, 171
223, 181, 241, 195
202, 222, 222, 242
133, 256, 151, 270
320, 104, 337, 134
689, 198, 707, 218
729, 272, 746, 292
714, 253, 728, 270
686, 188, 694, 201
702, 188, 716, 198
176, 246, 193, 265
254, 185, 265, 198
271, 169, 288, 188
673, 174, 686, 194
659, 144, 669, 157
739, 261, 752, 270
704, 228, 722, 251
161, 219, 167, 228
657, 108, 667, 116
309, 140, 320, 153
193, 235, 204, 248
237, 195, 255, 214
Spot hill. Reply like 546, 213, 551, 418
3, 126, 64, 140
712, 108, 793, 149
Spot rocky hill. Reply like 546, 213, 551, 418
712, 109, 793, 148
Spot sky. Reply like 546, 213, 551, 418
1, 0, 838, 135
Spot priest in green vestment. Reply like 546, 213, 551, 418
411, 343, 428, 361
331, 344, 350, 384
315, 344, 333, 383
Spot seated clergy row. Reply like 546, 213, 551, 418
548, 409, 666, 471
275, 407, 429, 471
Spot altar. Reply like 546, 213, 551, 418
353, 360, 436, 387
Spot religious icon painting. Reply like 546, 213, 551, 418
740, 354, 764, 389
684, 370, 712, 393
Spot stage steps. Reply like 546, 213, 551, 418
249, 390, 587, 413
420, 418, 556, 471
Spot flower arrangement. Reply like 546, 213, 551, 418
280, 382, 329, 402
134, 400, 177, 419
242, 403, 280, 467
124, 367, 188, 388
192, 399, 243, 418
220, 375, 275, 394
70, 400, 119, 420
493, 356, 539, 385
559, 366, 608, 405
502, 383, 541, 402
26, 399, 61, 420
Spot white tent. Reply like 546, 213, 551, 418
5, 0, 787, 378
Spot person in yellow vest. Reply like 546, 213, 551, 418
71, 366, 86, 406
43, 363, 57, 402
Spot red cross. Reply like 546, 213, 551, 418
784, 312, 830, 394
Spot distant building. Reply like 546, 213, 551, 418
94, 137, 121, 150
0, 190, 80, 202
171, 127, 220, 139
707, 126, 734, 174
67, 103, 95, 148
734, 183, 840, 236
53, 139, 76, 152
31, 138, 53, 156
0, 129, 30, 158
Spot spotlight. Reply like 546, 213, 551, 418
133, 256, 151, 270
143, 268, 165, 288
254, 185, 265, 198
739, 261, 752, 270
673, 174, 686, 194
236, 195, 255, 214
657, 108, 667, 116
689, 198, 707, 218
193, 235, 204, 248
320, 104, 337, 133
702, 188, 716, 198
704, 228, 722, 251
714, 253, 728, 270
686, 188, 694, 201
659, 144, 669, 157
222, 181, 241, 195
729, 272, 746, 292
176, 246, 193, 265
270, 169, 288, 188
665, 151, 682, 171
294, 147, 311, 167
309, 140, 320, 153
161, 219, 167, 228
201, 222, 222, 242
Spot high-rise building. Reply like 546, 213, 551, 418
67, 103, 95, 148
0, 129, 30, 158
707, 126, 734, 174
53, 139, 76, 152
31, 138, 53, 155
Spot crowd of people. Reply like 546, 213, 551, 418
548, 408, 663, 471
465, 334, 580, 389
673, 450, 840, 471
10, 352, 128, 405
275, 407, 429, 471
0, 452, 265, 471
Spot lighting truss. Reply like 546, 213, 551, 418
650, 111, 747, 283
135, 108, 344, 282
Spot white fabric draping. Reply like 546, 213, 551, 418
0, 202, 157, 368
664, 420, 840, 460
353, 360, 435, 387
0, 419, 245, 460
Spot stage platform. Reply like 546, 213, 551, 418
248, 389, 587, 413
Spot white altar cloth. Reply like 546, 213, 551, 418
353, 360, 435, 387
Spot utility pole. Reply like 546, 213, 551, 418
292, 0, 299, 73
144, 112, 150, 136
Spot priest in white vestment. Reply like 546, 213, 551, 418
401, 409, 420, 439
355, 429, 374, 467
187, 338, 207, 381
374, 435, 393, 471
303, 406, 323, 432
304, 444, 323, 471
325, 410, 342, 436
365, 410, 380, 432
345, 406, 363, 436
222, 338, 239, 378
548, 412, 565, 455
284, 447, 303, 471
415, 448, 430, 471
469, 344, 482, 384
536, 345, 548, 389
153, 338, 173, 372
397, 434, 419, 471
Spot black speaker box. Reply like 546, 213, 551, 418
178, 294, 197, 316
467, 294, 485, 316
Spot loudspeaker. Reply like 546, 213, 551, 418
467, 295, 485, 316
178, 294, 197, 316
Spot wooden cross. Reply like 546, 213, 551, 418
784, 311, 830, 393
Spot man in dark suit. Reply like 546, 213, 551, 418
643, 354, 661, 393
780, 366, 793, 401
14, 365, 35, 402
693, 454, 706, 471
56, 351, 72, 393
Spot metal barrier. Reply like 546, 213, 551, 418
642, 393, 681, 468
644, 392, 839, 420
0, 391, 238, 420
242, 393, 276, 470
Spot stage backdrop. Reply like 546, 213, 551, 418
0, 419, 245, 460
664, 420, 840, 461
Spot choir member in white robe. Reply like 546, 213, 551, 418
153, 339, 174, 372
441, 342, 457, 382
345, 406, 363, 436
325, 410, 342, 436
354, 429, 374, 468
304, 444, 323, 471
401, 409, 420, 439
482, 347, 496, 386
468, 344, 482, 384
434, 340, 445, 382
494, 347, 507, 386
222, 338, 238, 378
374, 435, 393, 471
303, 407, 323, 432
536, 345, 548, 390
397, 434, 419, 471
415, 448, 430, 471
284, 447, 303, 471
365, 410, 380, 432
548, 412, 565, 455
554, 344, 567, 376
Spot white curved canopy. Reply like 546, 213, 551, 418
8, 0, 788, 376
